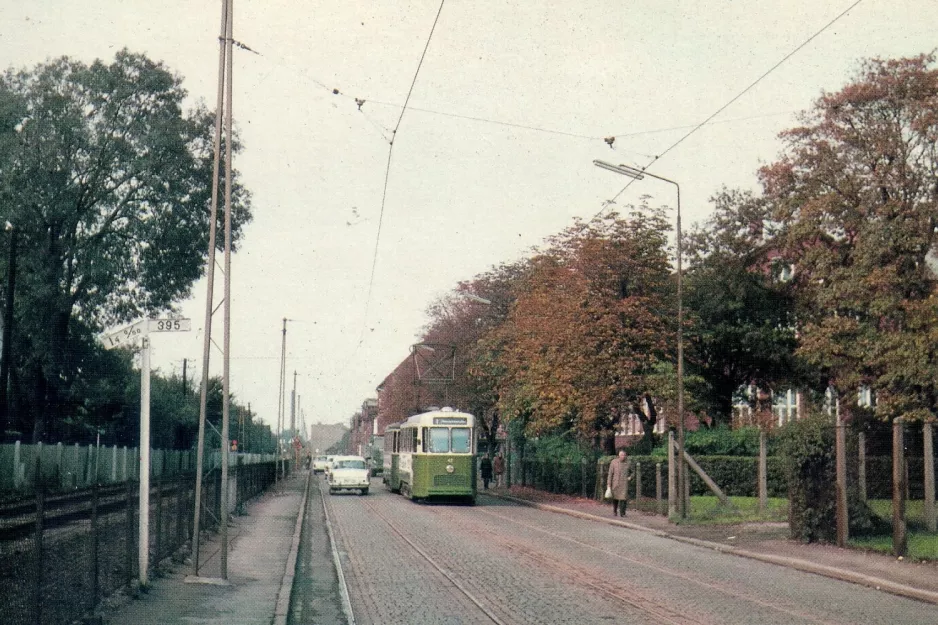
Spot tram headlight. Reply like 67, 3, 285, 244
445, 464, 455, 473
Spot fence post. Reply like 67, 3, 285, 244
835, 414, 849, 548
155, 460, 163, 567
635, 462, 642, 503
506, 442, 512, 489
176, 454, 184, 552
924, 419, 936, 532
757, 429, 767, 514
125, 476, 134, 589
580, 458, 588, 499
656, 463, 663, 515
90, 481, 99, 613
667, 431, 676, 518
893, 417, 907, 557
32, 454, 44, 625
858, 432, 867, 503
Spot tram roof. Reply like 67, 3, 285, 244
399, 407, 474, 427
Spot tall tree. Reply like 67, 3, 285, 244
762, 54, 938, 422
0, 50, 252, 441
421, 261, 525, 448
490, 207, 674, 448
683, 188, 801, 424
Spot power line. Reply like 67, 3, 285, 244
356, 0, 447, 350
598, 0, 866, 212
251, 37, 800, 152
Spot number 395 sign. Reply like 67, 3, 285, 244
99, 318, 191, 349
149, 318, 191, 333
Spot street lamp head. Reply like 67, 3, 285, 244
4, 222, 12, 232
463, 293, 492, 305
593, 159, 645, 180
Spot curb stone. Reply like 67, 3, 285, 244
273, 471, 311, 625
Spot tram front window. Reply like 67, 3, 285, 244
451, 428, 471, 453
428, 427, 450, 453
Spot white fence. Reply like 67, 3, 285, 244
0, 442, 277, 494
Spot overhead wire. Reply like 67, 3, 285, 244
247, 39, 801, 156
596, 0, 867, 213
355, 0, 447, 350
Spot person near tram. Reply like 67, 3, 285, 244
479, 454, 493, 490
493, 452, 505, 488
606, 449, 632, 517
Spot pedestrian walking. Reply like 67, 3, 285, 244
606, 449, 631, 517
493, 452, 505, 488
480, 455, 493, 490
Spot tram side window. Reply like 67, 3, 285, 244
451, 428, 471, 453
428, 427, 450, 453
409, 428, 418, 453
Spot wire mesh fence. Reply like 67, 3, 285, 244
517, 457, 600, 500
510, 419, 936, 546
0, 458, 281, 625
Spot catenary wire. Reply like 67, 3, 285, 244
356, 0, 447, 350
597, 0, 866, 213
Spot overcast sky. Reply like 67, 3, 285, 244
2, 0, 936, 433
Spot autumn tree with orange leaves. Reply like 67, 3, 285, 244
762, 54, 938, 423
420, 262, 524, 453
486, 207, 674, 451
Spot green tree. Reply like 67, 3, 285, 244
762, 54, 938, 422
0, 50, 252, 441
683, 187, 801, 424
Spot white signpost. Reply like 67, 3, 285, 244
99, 318, 190, 588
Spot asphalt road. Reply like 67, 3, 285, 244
296, 476, 937, 625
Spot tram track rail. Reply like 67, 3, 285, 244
0, 483, 133, 541
419, 502, 710, 625
0, 480, 193, 542
465, 503, 849, 625
358, 498, 506, 625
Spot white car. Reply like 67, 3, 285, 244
312, 456, 330, 473
327, 456, 371, 495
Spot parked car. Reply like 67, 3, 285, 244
327, 455, 371, 495
312, 455, 330, 473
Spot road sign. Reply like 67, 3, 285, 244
149, 318, 191, 332
99, 321, 145, 350
99, 318, 191, 349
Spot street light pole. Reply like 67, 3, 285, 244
593, 159, 687, 519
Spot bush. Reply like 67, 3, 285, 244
777, 413, 837, 542
777, 413, 888, 542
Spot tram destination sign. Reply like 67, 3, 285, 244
433, 416, 468, 425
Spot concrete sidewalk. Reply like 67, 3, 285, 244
493, 485, 938, 606
105, 472, 309, 625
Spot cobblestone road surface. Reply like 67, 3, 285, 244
322, 478, 937, 625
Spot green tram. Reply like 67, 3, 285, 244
382, 408, 477, 503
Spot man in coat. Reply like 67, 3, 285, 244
606, 449, 631, 517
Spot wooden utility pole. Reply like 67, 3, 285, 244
893, 417, 907, 556
835, 401, 848, 548
925, 419, 935, 532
